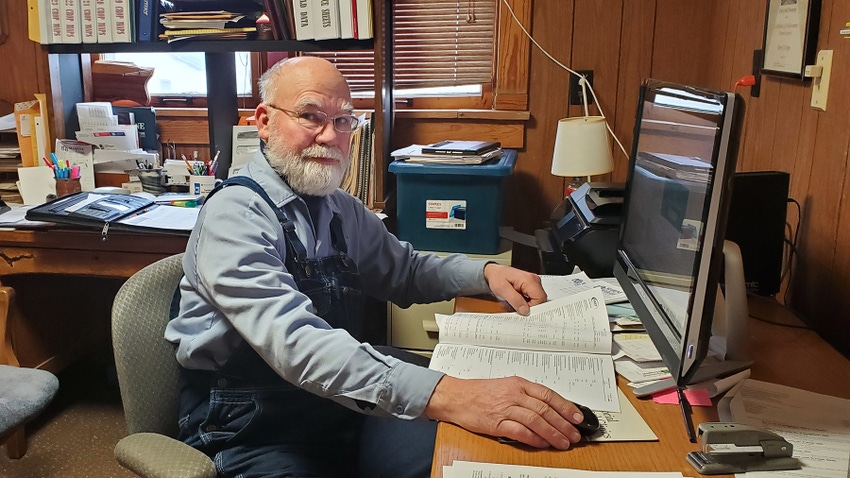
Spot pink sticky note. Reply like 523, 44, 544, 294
651, 388, 712, 406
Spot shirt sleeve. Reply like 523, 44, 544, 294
333, 195, 493, 307
183, 187, 444, 419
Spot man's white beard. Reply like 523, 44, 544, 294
266, 137, 349, 196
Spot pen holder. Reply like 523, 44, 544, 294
138, 168, 165, 195
189, 175, 222, 195
54, 177, 82, 198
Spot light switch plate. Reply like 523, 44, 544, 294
811, 50, 833, 111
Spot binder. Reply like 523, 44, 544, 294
25, 192, 196, 236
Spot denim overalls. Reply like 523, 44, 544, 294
177, 177, 381, 477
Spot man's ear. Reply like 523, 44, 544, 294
255, 104, 272, 142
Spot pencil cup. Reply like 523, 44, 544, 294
138, 168, 165, 195
54, 177, 82, 198
190, 175, 221, 195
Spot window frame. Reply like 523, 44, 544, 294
85, 0, 529, 114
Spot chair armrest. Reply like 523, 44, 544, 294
114, 432, 216, 478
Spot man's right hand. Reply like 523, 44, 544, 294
424, 375, 586, 449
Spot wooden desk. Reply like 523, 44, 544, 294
0, 227, 187, 371
431, 296, 850, 477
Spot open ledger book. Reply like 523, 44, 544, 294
429, 288, 620, 412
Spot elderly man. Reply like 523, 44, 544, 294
165, 56, 589, 478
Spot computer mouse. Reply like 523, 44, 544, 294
573, 403, 600, 436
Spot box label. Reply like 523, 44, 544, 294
425, 200, 467, 230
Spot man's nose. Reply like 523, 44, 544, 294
314, 120, 340, 144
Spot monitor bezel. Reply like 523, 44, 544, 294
614, 79, 742, 386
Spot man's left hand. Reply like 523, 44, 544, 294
483, 263, 546, 315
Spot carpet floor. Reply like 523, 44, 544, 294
0, 352, 135, 478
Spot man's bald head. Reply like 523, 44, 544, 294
259, 57, 351, 105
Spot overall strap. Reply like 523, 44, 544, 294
206, 176, 308, 262
329, 214, 347, 254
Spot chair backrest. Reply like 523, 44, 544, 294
112, 253, 184, 436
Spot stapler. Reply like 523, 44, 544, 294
686, 423, 801, 475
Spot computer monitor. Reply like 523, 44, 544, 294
613, 79, 751, 387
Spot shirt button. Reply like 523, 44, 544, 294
395, 405, 404, 414
217, 378, 228, 387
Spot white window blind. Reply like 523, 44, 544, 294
310, 0, 497, 92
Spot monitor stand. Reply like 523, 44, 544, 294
633, 241, 752, 396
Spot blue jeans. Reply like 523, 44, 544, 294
178, 347, 437, 478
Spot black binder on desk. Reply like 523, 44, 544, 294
25, 192, 196, 236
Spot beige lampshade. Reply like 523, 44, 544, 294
550, 116, 615, 177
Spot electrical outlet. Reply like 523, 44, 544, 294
569, 70, 594, 106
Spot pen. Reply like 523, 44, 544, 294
210, 150, 220, 175
678, 387, 696, 443
181, 154, 194, 174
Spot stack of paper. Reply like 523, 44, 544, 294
443, 461, 686, 477
75, 102, 139, 151
158, 11, 256, 43
721, 379, 850, 478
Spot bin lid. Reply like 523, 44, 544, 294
389, 149, 516, 177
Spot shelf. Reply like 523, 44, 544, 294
46, 38, 374, 54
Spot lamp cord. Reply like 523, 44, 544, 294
500, 0, 629, 159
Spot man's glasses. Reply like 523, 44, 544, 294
267, 104, 360, 133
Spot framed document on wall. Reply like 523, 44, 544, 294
761, 0, 821, 79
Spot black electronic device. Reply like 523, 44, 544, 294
573, 403, 601, 436
613, 79, 752, 396
421, 140, 501, 156
537, 182, 624, 277
726, 171, 790, 296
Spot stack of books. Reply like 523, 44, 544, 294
266, 0, 374, 41
391, 140, 502, 165
341, 113, 376, 207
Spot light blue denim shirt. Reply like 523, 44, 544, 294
165, 151, 492, 419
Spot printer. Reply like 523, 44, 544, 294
536, 182, 624, 277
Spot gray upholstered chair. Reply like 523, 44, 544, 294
111, 253, 216, 478
0, 364, 59, 458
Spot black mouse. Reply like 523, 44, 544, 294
573, 403, 600, 436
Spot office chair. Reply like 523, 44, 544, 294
0, 363, 59, 458
111, 253, 216, 478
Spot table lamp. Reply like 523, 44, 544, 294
550, 115, 615, 196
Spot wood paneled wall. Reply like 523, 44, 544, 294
513, 0, 850, 356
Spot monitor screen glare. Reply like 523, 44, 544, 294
614, 79, 749, 386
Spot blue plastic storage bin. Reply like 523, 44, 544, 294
389, 150, 516, 254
